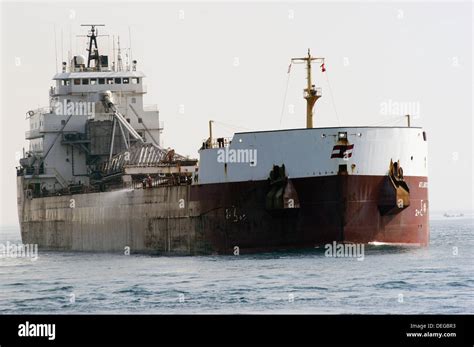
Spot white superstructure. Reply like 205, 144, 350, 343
198, 127, 428, 184
21, 25, 162, 192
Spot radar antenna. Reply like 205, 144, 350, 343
80, 24, 105, 69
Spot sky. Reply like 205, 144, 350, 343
0, 1, 472, 226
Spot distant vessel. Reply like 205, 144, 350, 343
16, 25, 429, 254
443, 212, 464, 218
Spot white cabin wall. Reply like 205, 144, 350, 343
198, 127, 428, 184
24, 71, 162, 190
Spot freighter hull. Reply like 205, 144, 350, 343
15, 32, 430, 255
17, 173, 428, 254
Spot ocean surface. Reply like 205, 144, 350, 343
0, 216, 472, 314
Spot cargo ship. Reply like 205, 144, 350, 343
16, 25, 429, 254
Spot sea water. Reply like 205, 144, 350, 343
0, 216, 472, 314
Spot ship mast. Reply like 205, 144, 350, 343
81, 24, 105, 70
291, 49, 324, 128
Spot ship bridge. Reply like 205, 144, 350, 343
52, 71, 146, 96
18, 24, 165, 195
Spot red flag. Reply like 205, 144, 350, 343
320, 63, 326, 72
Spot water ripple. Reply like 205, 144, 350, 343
0, 219, 472, 313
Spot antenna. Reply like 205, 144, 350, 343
54, 25, 58, 73
128, 26, 132, 70
61, 29, 64, 66
69, 24, 72, 71
112, 35, 116, 72
80, 24, 105, 70
117, 36, 123, 72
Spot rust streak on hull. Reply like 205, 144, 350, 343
18, 175, 429, 255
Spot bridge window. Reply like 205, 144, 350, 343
98, 78, 105, 85
82, 79, 89, 85
131, 97, 136, 104
61, 80, 70, 86
90, 79, 97, 85
131, 78, 139, 84
114, 78, 122, 84
123, 77, 129, 84
73, 79, 80, 85
107, 78, 114, 84
29, 138, 43, 152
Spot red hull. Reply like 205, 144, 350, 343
190, 175, 429, 253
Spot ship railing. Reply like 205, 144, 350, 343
50, 168, 69, 188
143, 104, 159, 112
25, 129, 42, 139
26, 107, 52, 119
303, 87, 322, 99
129, 175, 192, 190
61, 132, 89, 143
200, 137, 232, 149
